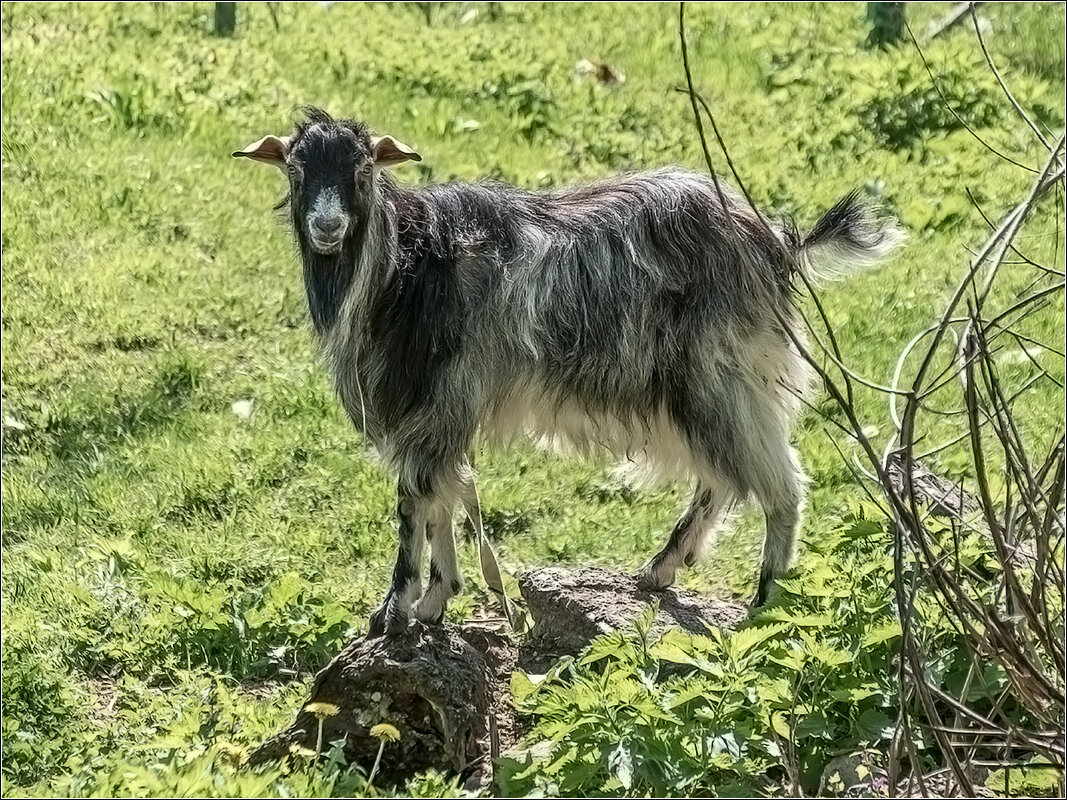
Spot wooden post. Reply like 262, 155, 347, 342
866, 2, 905, 48
214, 2, 236, 36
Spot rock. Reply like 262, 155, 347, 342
886, 450, 981, 521
819, 750, 889, 797
247, 622, 517, 788
248, 567, 744, 785
885, 451, 1036, 565
520, 566, 747, 658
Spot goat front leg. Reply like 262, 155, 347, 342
413, 502, 461, 624
414, 464, 480, 622
368, 482, 427, 637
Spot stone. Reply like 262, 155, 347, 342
248, 567, 745, 786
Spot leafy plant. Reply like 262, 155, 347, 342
501, 507, 922, 796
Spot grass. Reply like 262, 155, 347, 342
1, 2, 1064, 796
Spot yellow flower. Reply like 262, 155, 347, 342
370, 722, 401, 743
288, 743, 318, 758
304, 702, 340, 718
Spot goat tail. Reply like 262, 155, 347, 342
790, 190, 905, 284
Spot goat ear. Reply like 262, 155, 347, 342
232, 135, 290, 170
371, 135, 421, 168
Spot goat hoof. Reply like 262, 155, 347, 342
384, 610, 410, 635
367, 604, 388, 637
751, 570, 774, 608
414, 606, 445, 625
367, 598, 410, 637
413, 599, 446, 625
636, 567, 673, 593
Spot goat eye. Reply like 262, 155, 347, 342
287, 164, 302, 180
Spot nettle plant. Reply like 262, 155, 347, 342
134, 570, 354, 679
499, 502, 1008, 796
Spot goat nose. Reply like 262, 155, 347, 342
313, 217, 344, 237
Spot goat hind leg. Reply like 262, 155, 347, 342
754, 494, 801, 606
753, 447, 804, 607
637, 482, 730, 591
460, 451, 477, 539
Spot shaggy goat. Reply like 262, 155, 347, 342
235, 108, 902, 636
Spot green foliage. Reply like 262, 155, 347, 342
500, 506, 1028, 796
763, 21, 1061, 153
985, 760, 1064, 798
2, 1, 1064, 797
1, 668, 458, 799
858, 47, 1005, 147
501, 509, 903, 796
0, 638, 90, 786
137, 569, 355, 678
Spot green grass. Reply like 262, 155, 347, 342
2, 2, 1064, 796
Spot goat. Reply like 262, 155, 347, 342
234, 108, 902, 636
